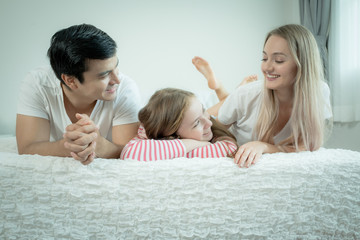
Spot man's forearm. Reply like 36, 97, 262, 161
18, 138, 71, 157
95, 136, 123, 159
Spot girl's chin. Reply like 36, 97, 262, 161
203, 132, 213, 141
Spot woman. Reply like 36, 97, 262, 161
120, 88, 238, 161
193, 24, 332, 168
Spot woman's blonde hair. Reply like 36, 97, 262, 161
139, 88, 236, 142
254, 24, 331, 151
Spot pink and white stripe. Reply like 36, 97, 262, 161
120, 125, 237, 161
120, 138, 186, 161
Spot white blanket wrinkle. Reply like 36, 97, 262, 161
0, 137, 359, 239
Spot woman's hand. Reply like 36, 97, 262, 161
234, 141, 268, 168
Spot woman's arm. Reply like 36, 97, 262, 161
234, 141, 306, 168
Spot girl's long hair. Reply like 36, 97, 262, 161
254, 24, 331, 151
139, 88, 236, 143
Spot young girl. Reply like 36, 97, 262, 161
192, 24, 333, 168
120, 88, 238, 161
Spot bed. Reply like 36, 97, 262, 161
0, 135, 359, 239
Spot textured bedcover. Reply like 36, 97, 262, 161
0, 137, 359, 239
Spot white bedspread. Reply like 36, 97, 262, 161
0, 136, 359, 239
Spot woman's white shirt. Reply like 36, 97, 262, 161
218, 80, 332, 146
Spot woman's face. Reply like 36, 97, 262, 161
261, 35, 298, 92
176, 97, 213, 141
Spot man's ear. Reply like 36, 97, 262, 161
61, 74, 78, 90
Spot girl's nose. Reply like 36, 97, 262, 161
204, 116, 213, 129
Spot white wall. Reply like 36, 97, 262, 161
325, 123, 360, 152
1, 0, 357, 151
0, 0, 300, 133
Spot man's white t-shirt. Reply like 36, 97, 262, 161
17, 66, 142, 142
218, 80, 332, 146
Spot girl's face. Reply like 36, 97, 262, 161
261, 35, 298, 92
176, 97, 213, 141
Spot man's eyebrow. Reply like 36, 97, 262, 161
97, 70, 111, 77
97, 58, 119, 77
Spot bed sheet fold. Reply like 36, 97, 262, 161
1, 137, 359, 239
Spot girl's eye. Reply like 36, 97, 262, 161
275, 60, 285, 63
193, 120, 200, 128
261, 58, 267, 62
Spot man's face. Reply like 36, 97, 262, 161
76, 55, 120, 102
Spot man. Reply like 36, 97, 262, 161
16, 24, 141, 165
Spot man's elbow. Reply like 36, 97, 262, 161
17, 144, 32, 155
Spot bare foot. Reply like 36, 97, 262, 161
192, 56, 220, 90
238, 74, 258, 87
